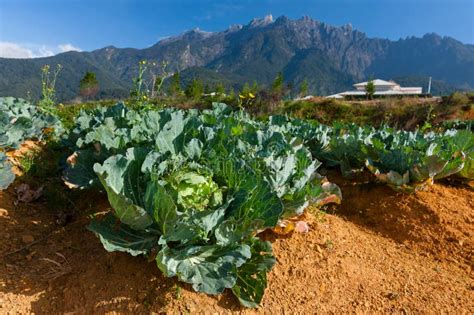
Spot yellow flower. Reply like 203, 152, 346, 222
239, 94, 245, 99
248, 92, 255, 98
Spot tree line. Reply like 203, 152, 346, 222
77, 70, 312, 102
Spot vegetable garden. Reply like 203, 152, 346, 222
0, 96, 473, 310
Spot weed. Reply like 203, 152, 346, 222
130, 60, 169, 110
314, 209, 327, 222
17, 151, 38, 174
174, 283, 182, 300
325, 239, 334, 250
38, 64, 62, 116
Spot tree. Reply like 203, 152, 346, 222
365, 79, 375, 100
168, 72, 181, 96
185, 78, 204, 100
79, 71, 99, 98
299, 79, 308, 97
215, 82, 226, 95
271, 72, 284, 96
204, 83, 211, 94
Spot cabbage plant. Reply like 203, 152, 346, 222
83, 104, 341, 307
89, 147, 281, 307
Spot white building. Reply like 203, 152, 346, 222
327, 79, 423, 99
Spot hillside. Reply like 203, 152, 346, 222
1, 15, 473, 101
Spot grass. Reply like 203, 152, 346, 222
17, 151, 38, 174
57, 99, 119, 130
281, 94, 473, 129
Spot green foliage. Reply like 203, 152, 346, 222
283, 96, 472, 129
271, 72, 284, 96
168, 72, 182, 96
79, 71, 99, 98
270, 116, 474, 191
56, 99, 118, 130
0, 152, 15, 190
38, 64, 62, 115
0, 97, 62, 150
0, 97, 64, 190
365, 79, 375, 100
167, 170, 223, 212
299, 78, 309, 97
185, 78, 204, 100
251, 81, 259, 93
129, 60, 169, 109
232, 238, 275, 307
241, 82, 251, 95
17, 151, 37, 174
228, 88, 236, 100
445, 92, 470, 106
215, 82, 226, 95
130, 60, 150, 109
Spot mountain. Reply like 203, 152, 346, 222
1, 15, 473, 101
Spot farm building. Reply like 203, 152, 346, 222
327, 79, 423, 99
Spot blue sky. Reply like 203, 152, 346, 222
0, 0, 473, 58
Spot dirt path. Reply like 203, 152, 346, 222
0, 176, 473, 313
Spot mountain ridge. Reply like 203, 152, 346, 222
0, 15, 472, 101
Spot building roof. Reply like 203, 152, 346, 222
353, 79, 398, 87
340, 90, 419, 96
326, 90, 422, 98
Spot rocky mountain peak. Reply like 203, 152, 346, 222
248, 14, 274, 28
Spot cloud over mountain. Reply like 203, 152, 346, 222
0, 42, 81, 59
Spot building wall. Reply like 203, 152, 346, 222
399, 87, 423, 94
355, 85, 399, 92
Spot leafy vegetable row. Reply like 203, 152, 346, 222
268, 116, 474, 191
0, 97, 62, 189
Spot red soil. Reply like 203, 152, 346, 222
0, 174, 472, 313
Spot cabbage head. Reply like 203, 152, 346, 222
168, 170, 223, 211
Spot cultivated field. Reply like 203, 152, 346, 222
0, 96, 473, 313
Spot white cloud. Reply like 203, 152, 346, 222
0, 42, 82, 59
38, 45, 55, 57
58, 43, 82, 53
0, 42, 35, 58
